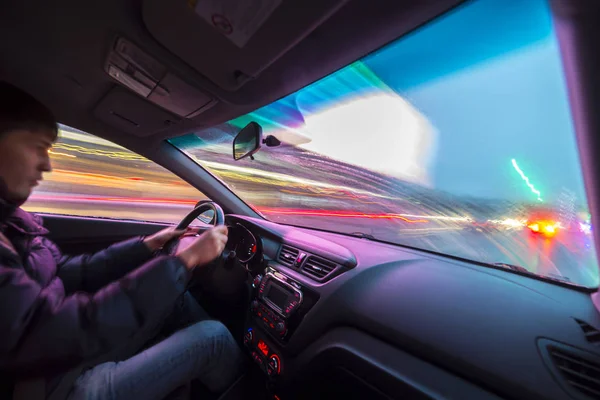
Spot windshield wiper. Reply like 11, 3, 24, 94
348, 232, 377, 240
493, 262, 530, 273
493, 262, 571, 283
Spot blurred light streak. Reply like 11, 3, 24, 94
198, 158, 407, 201
52, 143, 150, 161
400, 214, 470, 222
580, 222, 592, 234
488, 218, 526, 228
58, 128, 129, 149
258, 208, 428, 223
49, 150, 76, 158
301, 93, 435, 186
29, 194, 198, 206
511, 159, 542, 201
279, 189, 382, 205
49, 169, 160, 185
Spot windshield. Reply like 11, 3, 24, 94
170, 0, 599, 288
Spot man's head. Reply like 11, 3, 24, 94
0, 82, 57, 204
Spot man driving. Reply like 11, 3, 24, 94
0, 82, 242, 400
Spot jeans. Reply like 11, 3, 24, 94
66, 293, 243, 400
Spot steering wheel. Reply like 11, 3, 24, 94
165, 200, 248, 297
163, 200, 227, 263
176, 200, 225, 230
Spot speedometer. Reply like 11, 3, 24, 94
234, 223, 258, 263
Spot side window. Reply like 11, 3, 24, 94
23, 125, 209, 224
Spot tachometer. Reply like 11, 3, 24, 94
234, 223, 258, 263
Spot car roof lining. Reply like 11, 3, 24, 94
0, 0, 464, 151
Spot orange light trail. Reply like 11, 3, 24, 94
52, 143, 149, 161
29, 194, 198, 206
527, 220, 558, 238
48, 169, 183, 186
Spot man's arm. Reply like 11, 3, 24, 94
55, 237, 154, 294
0, 225, 226, 378
0, 254, 189, 378
56, 227, 186, 294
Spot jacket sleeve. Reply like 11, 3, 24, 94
55, 237, 155, 294
0, 255, 189, 377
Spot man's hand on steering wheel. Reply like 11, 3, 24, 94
175, 226, 229, 271
143, 226, 199, 252
153, 201, 229, 274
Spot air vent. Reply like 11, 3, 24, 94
548, 346, 600, 398
576, 319, 600, 346
301, 256, 337, 280
278, 245, 299, 267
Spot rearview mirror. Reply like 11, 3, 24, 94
233, 122, 262, 161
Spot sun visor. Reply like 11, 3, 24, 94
93, 88, 182, 136
142, 0, 348, 91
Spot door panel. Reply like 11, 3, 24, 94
40, 213, 170, 254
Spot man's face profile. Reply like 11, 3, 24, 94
0, 129, 53, 204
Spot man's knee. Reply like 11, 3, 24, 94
188, 320, 240, 359
191, 320, 233, 343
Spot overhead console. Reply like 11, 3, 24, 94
142, 0, 349, 91
103, 37, 216, 120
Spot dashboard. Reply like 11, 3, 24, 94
223, 215, 600, 400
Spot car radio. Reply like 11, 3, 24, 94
250, 271, 304, 338
259, 272, 302, 317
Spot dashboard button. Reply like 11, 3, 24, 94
275, 322, 286, 335
243, 329, 253, 345
252, 274, 263, 289
268, 355, 281, 376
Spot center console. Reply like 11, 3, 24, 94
244, 266, 319, 378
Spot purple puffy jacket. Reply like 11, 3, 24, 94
0, 200, 190, 398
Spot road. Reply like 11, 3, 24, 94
21, 128, 599, 287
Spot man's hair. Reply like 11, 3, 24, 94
0, 81, 58, 140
